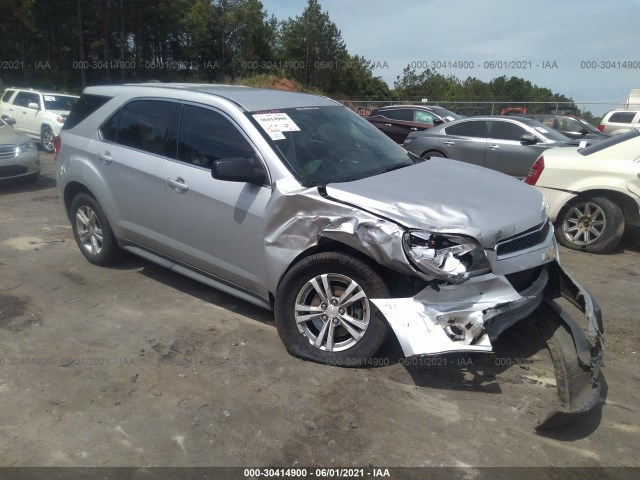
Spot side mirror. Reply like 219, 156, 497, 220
28, 102, 40, 110
3, 117, 16, 125
433, 118, 444, 125
579, 128, 589, 135
211, 156, 266, 185
520, 133, 537, 144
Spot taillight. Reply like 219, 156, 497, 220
597, 124, 605, 132
525, 156, 544, 185
53, 135, 61, 161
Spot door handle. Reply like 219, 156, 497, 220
384, 123, 392, 127
97, 152, 112, 164
167, 177, 189, 193
488, 144, 501, 150
410, 127, 418, 131
443, 141, 455, 145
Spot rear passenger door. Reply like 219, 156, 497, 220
90, 99, 177, 253
439, 120, 487, 165
163, 103, 271, 298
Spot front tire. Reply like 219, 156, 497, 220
70, 193, 121, 265
556, 196, 624, 253
41, 126, 54, 153
275, 252, 390, 365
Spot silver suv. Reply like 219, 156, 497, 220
0, 88, 79, 152
598, 109, 640, 135
56, 83, 603, 429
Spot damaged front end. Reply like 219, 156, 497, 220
265, 169, 603, 431
371, 257, 604, 431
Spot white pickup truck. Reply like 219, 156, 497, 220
0, 88, 79, 153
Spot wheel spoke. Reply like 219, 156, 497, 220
93, 228, 103, 243
325, 322, 336, 352
90, 236, 100, 254
295, 312, 324, 324
339, 312, 367, 330
339, 289, 366, 308
76, 210, 90, 227
584, 230, 591, 243
78, 230, 90, 242
338, 317, 363, 342
565, 226, 579, 233
309, 276, 330, 304
337, 280, 358, 306
314, 320, 330, 348
572, 206, 583, 217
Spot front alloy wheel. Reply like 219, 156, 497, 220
275, 252, 389, 364
294, 273, 370, 352
557, 196, 624, 253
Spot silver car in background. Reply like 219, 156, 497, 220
0, 116, 40, 183
403, 116, 574, 178
56, 83, 603, 429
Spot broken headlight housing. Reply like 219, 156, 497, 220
403, 231, 490, 284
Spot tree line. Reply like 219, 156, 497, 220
0, 0, 583, 116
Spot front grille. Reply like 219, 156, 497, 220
0, 145, 17, 160
496, 221, 550, 257
0, 165, 27, 178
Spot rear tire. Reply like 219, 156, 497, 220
275, 252, 390, 366
556, 196, 624, 253
422, 150, 446, 159
70, 193, 121, 265
41, 126, 54, 153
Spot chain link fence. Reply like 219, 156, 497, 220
339, 100, 628, 120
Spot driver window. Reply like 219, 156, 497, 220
413, 110, 435, 125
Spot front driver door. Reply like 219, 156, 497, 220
484, 120, 547, 178
164, 103, 272, 300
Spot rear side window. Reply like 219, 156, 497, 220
100, 100, 176, 156
384, 109, 412, 121
1, 90, 15, 103
445, 120, 487, 137
608, 112, 637, 124
63, 94, 112, 130
177, 105, 254, 169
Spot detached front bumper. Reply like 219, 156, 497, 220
372, 260, 604, 430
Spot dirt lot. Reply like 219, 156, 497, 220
0, 153, 639, 470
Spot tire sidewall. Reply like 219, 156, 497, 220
275, 253, 390, 366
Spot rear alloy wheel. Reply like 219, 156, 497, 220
41, 126, 55, 153
556, 196, 624, 253
70, 193, 121, 265
275, 252, 389, 365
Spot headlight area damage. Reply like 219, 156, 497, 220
264, 179, 604, 431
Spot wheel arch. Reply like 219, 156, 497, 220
421, 149, 446, 158
557, 189, 640, 227
272, 237, 423, 306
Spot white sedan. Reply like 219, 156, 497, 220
525, 130, 640, 253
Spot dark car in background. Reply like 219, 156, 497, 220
524, 114, 608, 141
403, 116, 575, 178
366, 104, 463, 143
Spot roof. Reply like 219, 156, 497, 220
82, 83, 338, 111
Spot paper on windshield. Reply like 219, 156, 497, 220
252, 112, 300, 140
44, 95, 56, 101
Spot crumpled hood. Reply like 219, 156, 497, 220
325, 158, 547, 248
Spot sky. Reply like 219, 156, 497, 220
262, 0, 640, 115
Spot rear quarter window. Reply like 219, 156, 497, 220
608, 112, 637, 124
63, 94, 112, 130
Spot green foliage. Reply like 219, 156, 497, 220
0, 0, 576, 107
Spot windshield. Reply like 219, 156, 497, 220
249, 106, 415, 186
429, 106, 463, 120
43, 95, 78, 111
524, 119, 571, 142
